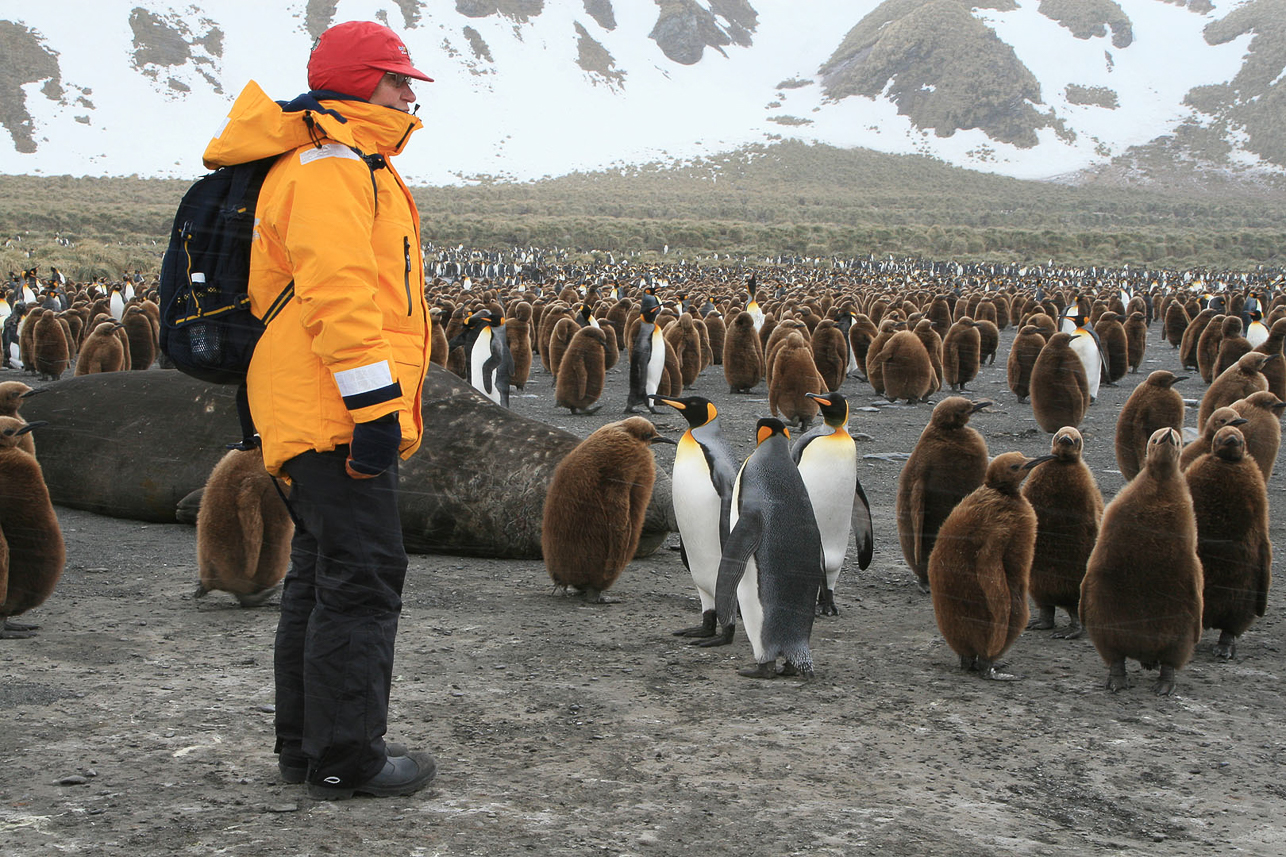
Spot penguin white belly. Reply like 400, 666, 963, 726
1069, 332, 1101, 401
645, 327, 665, 396
736, 557, 766, 662
1247, 322, 1269, 349
797, 437, 856, 588
748, 302, 764, 333
671, 437, 722, 609
470, 327, 501, 405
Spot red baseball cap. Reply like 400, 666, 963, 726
308, 21, 434, 100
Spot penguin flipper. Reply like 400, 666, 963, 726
974, 543, 1012, 657
1255, 540, 1272, 617
853, 480, 874, 571
909, 478, 927, 569
715, 513, 761, 627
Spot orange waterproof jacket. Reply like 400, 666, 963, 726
203, 81, 431, 476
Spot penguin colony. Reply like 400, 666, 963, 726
5, 265, 1285, 697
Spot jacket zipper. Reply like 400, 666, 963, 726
403, 236, 413, 317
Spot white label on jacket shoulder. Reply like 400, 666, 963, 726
299, 143, 362, 166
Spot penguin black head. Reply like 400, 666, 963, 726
650, 395, 718, 429
805, 391, 849, 428
755, 417, 789, 445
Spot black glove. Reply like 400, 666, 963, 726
345, 413, 402, 479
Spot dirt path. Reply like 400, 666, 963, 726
4, 322, 1286, 856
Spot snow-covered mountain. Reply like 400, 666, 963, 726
0, 0, 1279, 186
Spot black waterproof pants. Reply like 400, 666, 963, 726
274, 449, 406, 788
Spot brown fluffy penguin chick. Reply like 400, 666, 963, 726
506, 301, 533, 388
1124, 311, 1148, 372
1080, 428, 1203, 695
195, 447, 294, 607
1006, 325, 1045, 403
428, 308, 450, 367
911, 318, 944, 393
542, 417, 672, 602
1022, 427, 1102, 638
975, 318, 999, 366
928, 451, 1047, 679
555, 325, 608, 414
810, 318, 848, 392
0, 382, 41, 456
942, 318, 981, 391
1253, 317, 1286, 400
1231, 391, 1286, 480
1164, 300, 1190, 349
848, 313, 878, 379
1185, 426, 1271, 660
865, 319, 901, 396
75, 321, 126, 375
1029, 332, 1090, 432
1214, 316, 1252, 379
1095, 311, 1129, 386
896, 397, 991, 592
723, 310, 763, 393
1180, 407, 1246, 471
1115, 370, 1187, 481
0, 417, 65, 637
877, 330, 934, 404
546, 316, 579, 379
32, 310, 70, 380
1178, 307, 1215, 370
122, 304, 156, 370
1198, 351, 1274, 431
768, 332, 823, 430
1196, 314, 1227, 383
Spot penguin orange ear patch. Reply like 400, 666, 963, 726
756, 425, 773, 445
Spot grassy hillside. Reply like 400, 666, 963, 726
2, 141, 1285, 281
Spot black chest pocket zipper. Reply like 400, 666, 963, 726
403, 236, 413, 316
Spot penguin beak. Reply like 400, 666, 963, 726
649, 395, 682, 410
1230, 418, 1250, 427
970, 400, 994, 413
1264, 352, 1282, 364
649, 434, 678, 446
1021, 454, 1057, 470
18, 388, 44, 399
1172, 376, 1189, 383
14, 420, 47, 436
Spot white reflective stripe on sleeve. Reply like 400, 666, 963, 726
213, 115, 230, 139
299, 143, 363, 166
334, 361, 395, 398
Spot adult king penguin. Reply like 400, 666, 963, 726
450, 308, 514, 408
717, 418, 826, 678
651, 395, 738, 643
1060, 303, 1105, 403
792, 391, 874, 615
624, 300, 666, 414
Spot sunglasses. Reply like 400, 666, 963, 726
384, 72, 412, 88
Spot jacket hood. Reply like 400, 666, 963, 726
203, 80, 422, 170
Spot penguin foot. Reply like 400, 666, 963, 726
1106, 662, 1130, 692
694, 625, 735, 647
1026, 606, 1056, 631
1052, 616, 1084, 640
235, 583, 283, 608
1214, 632, 1237, 660
736, 662, 777, 679
978, 661, 1023, 681
1, 619, 39, 639
916, 579, 931, 595
673, 610, 718, 638
582, 588, 618, 604
1154, 665, 1176, 696
816, 588, 838, 617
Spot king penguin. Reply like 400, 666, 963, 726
624, 301, 667, 413
792, 391, 874, 615
651, 395, 738, 643
0, 417, 64, 638
450, 308, 515, 408
717, 418, 826, 678
1060, 303, 1104, 403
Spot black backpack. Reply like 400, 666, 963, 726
159, 141, 382, 448
159, 156, 288, 447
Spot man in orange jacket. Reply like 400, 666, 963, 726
204, 21, 435, 800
